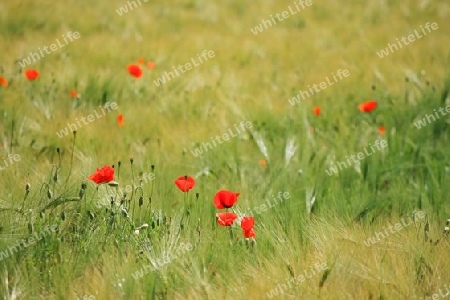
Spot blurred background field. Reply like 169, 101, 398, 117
0, 0, 449, 299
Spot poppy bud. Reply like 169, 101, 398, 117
25, 183, 30, 191
81, 182, 87, 190
47, 189, 53, 199
53, 171, 58, 183
130, 158, 134, 164
78, 188, 85, 200
139, 196, 143, 207
28, 223, 33, 234
61, 211, 66, 221
108, 181, 119, 187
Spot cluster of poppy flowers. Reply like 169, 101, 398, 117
358, 101, 385, 135
86, 168, 256, 239
311, 100, 384, 135
0, 57, 156, 84
126, 58, 156, 79
0, 69, 40, 86
213, 190, 256, 239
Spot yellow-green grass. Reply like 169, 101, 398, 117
0, 0, 449, 299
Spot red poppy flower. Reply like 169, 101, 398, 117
213, 190, 240, 209
137, 57, 145, 64
24, 70, 39, 80
241, 216, 255, 231
118, 114, 124, 126
69, 90, 78, 98
313, 106, 321, 116
259, 159, 267, 169
243, 228, 256, 238
146, 61, 156, 69
88, 165, 114, 184
379, 126, 385, 135
216, 212, 238, 226
174, 176, 196, 192
358, 101, 377, 112
0, 76, 7, 87
126, 64, 143, 78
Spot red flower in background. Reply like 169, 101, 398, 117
0, 76, 7, 87
214, 190, 239, 209
359, 101, 377, 112
88, 165, 114, 184
379, 126, 385, 135
313, 106, 321, 116
216, 212, 238, 226
25, 70, 39, 80
146, 61, 156, 69
174, 176, 196, 192
259, 159, 267, 169
137, 57, 145, 64
118, 114, 124, 126
126, 64, 143, 78
69, 90, 78, 98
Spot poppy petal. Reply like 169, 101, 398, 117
358, 101, 377, 112
174, 176, 196, 192
87, 165, 114, 184
241, 216, 255, 231
216, 212, 238, 226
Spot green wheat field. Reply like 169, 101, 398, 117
1, 0, 450, 299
